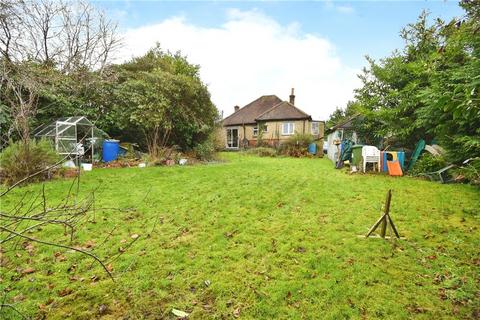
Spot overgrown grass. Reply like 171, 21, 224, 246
1, 153, 479, 319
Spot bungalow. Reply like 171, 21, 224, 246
222, 89, 324, 149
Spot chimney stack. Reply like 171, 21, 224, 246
289, 88, 295, 105
234, 105, 240, 112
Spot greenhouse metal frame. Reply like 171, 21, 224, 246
34, 116, 105, 161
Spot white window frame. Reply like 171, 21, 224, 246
253, 126, 258, 137
226, 127, 239, 149
311, 122, 320, 135
282, 122, 295, 135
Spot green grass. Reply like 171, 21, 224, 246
1, 153, 479, 319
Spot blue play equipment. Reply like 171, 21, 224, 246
102, 140, 120, 162
382, 151, 405, 172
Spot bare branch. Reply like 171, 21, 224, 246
1, 225, 114, 281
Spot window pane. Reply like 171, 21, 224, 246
312, 122, 319, 135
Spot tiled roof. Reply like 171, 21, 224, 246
223, 95, 282, 126
256, 101, 311, 121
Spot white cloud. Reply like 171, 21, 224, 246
324, 1, 355, 15
336, 5, 355, 14
118, 9, 360, 120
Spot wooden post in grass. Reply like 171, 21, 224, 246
365, 189, 400, 239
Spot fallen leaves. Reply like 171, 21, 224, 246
58, 288, 73, 297
407, 304, 429, 314
172, 308, 189, 318
131, 233, 139, 239
83, 240, 95, 249
54, 252, 67, 262
233, 307, 241, 317
67, 264, 77, 273
21, 267, 35, 275
23, 242, 35, 255
295, 247, 306, 253
13, 294, 25, 302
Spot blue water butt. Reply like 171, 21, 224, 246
308, 142, 317, 155
102, 140, 120, 162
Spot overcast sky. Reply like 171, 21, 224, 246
95, 1, 463, 121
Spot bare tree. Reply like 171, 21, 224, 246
0, 0, 121, 145
1, 63, 40, 143
0, 0, 121, 72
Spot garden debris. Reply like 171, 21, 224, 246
130, 233, 139, 239
172, 308, 189, 318
204, 279, 211, 287
424, 144, 445, 157
96, 158, 143, 168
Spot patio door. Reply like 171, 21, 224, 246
226, 128, 239, 148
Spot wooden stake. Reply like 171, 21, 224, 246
365, 190, 400, 239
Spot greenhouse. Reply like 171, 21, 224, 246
33, 116, 108, 161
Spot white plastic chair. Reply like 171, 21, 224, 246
362, 146, 381, 173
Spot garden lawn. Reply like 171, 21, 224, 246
1, 153, 479, 319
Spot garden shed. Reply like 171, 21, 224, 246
33, 116, 108, 161
326, 114, 361, 163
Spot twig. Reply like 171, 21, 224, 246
106, 236, 140, 265
147, 215, 163, 238
0, 304, 28, 319
0, 226, 114, 281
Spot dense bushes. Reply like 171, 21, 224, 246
0, 139, 60, 186
409, 154, 447, 176
453, 159, 480, 185
279, 133, 314, 157
193, 139, 216, 161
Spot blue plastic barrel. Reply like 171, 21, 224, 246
102, 140, 120, 162
308, 142, 317, 155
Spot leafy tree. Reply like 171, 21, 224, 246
113, 46, 218, 153
338, 3, 480, 163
